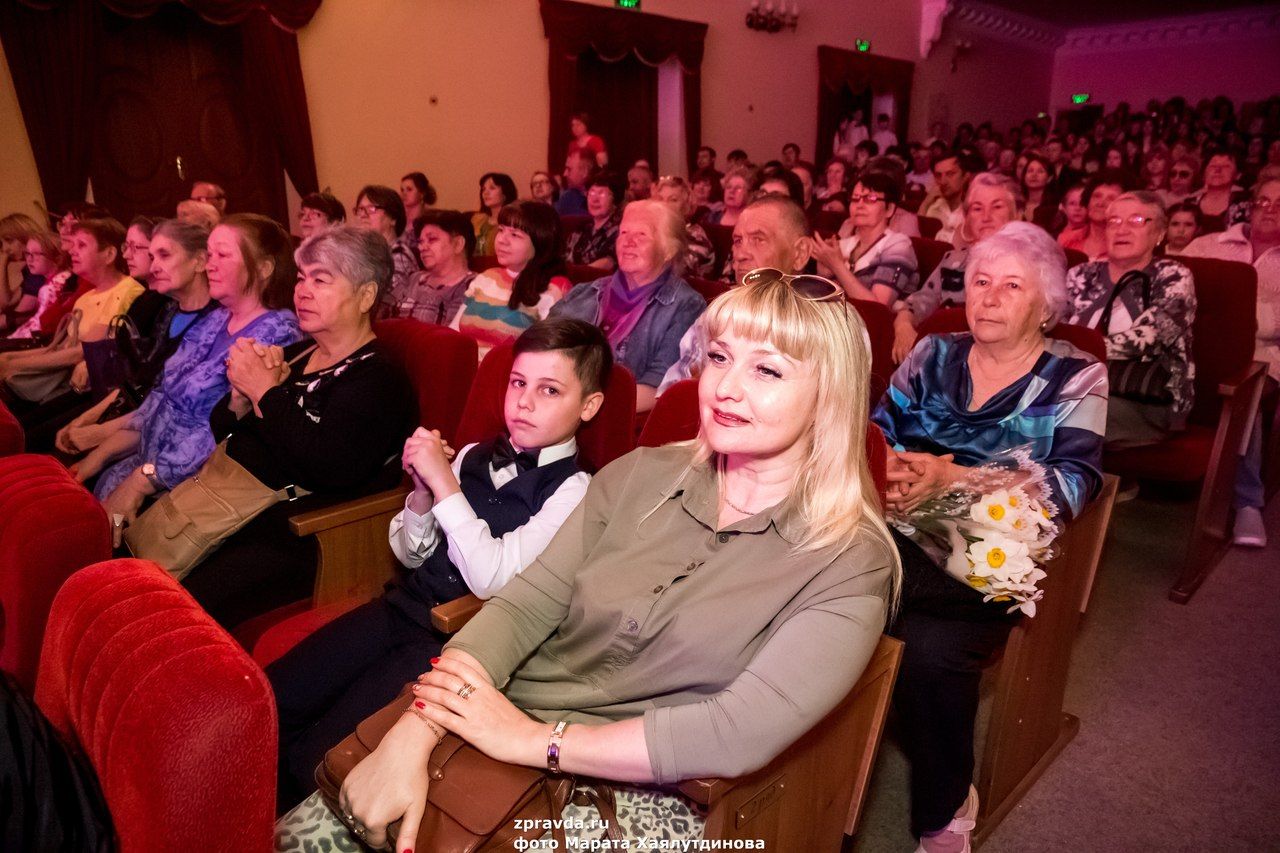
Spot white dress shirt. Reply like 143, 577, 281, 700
388, 436, 590, 599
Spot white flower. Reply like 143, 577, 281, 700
970, 489, 1020, 533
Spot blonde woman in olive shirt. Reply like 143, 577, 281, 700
281, 275, 899, 850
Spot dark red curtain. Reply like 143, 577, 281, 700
1, 0, 319, 217
572, 50, 658, 175
539, 0, 708, 175
816, 45, 914, 167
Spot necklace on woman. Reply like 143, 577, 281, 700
721, 489, 760, 516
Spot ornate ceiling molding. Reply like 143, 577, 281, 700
949, 1, 1067, 49
1059, 5, 1280, 54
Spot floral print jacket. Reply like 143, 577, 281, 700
1065, 258, 1197, 416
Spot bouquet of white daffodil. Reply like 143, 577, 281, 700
889, 446, 1061, 617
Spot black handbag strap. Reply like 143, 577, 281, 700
1097, 270, 1152, 336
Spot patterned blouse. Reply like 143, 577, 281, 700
451, 267, 569, 359
564, 211, 620, 266
684, 223, 716, 279
1065, 259, 1197, 416
872, 333, 1109, 521
390, 229, 421, 305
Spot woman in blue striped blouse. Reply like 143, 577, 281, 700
872, 222, 1109, 852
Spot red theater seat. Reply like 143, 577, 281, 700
853, 298, 897, 407
918, 215, 943, 240
455, 343, 637, 472
811, 210, 846, 238
704, 223, 733, 272
909, 235, 954, 282
35, 559, 276, 852
687, 275, 732, 304
0, 455, 110, 692
372, 318, 477, 444
0, 398, 23, 455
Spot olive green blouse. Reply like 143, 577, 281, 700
445, 444, 893, 784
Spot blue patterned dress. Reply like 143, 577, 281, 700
94, 307, 302, 499
872, 332, 1109, 521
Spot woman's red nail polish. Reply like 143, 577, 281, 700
430, 657, 440, 664
414, 700, 426, 709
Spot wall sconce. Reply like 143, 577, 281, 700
746, 1, 798, 33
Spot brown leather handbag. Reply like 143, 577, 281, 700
316, 686, 578, 852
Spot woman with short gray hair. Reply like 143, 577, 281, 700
179, 225, 416, 628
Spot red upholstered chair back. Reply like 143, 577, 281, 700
35, 559, 276, 851
852, 298, 896, 406
918, 215, 943, 239
909, 236, 954, 282
469, 254, 497, 273
0, 399, 23, 456
687, 275, 733, 304
638, 379, 889, 496
1176, 256, 1259, 426
0, 455, 110, 692
703, 223, 734, 272
373, 319, 478, 445
811, 210, 846, 238
559, 213, 590, 235
565, 263, 603, 285
915, 307, 1109, 364
1063, 247, 1088, 268
454, 343, 637, 472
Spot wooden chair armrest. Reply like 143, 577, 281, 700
289, 488, 409, 537
1217, 360, 1267, 398
430, 593, 484, 634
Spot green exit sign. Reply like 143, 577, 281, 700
1072, 93, 1091, 104
855, 39, 871, 52
616, 0, 640, 7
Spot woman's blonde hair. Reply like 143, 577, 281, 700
674, 279, 901, 596
623, 198, 688, 274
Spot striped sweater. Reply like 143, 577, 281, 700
451, 267, 569, 359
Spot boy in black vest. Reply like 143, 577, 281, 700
269, 318, 611, 809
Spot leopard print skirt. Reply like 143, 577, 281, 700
276, 784, 706, 851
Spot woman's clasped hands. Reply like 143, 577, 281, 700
225, 338, 289, 416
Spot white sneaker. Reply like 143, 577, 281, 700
1233, 506, 1268, 548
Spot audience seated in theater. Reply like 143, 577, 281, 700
354, 184, 418, 299
873, 222, 1107, 853
121, 216, 154, 286
690, 169, 724, 223
471, 172, 518, 258
844, 158, 921, 237
893, 172, 1022, 361
1164, 154, 1200, 206
653, 175, 717, 279
452, 201, 569, 359
297, 192, 345, 239
872, 113, 899, 152
269, 317, 608, 808
815, 156, 851, 202
277, 275, 898, 851
1190, 150, 1250, 233
754, 166, 806, 208
566, 112, 608, 169
400, 171, 438, 225
177, 199, 221, 231
726, 148, 751, 170
1056, 182, 1089, 246
660, 195, 812, 394
790, 159, 817, 212
4, 228, 71, 342
627, 163, 654, 202
1020, 153, 1059, 232
0, 218, 143, 412
550, 199, 706, 412
555, 151, 594, 217
564, 172, 623, 272
780, 141, 800, 169
704, 166, 752, 228
550, 199, 704, 414
1183, 177, 1280, 547
852, 139, 879, 173
0, 213, 42, 310
54, 202, 106, 253
834, 107, 870, 157
180, 226, 415, 627
190, 180, 227, 214
1141, 144, 1172, 195
529, 170, 560, 206
920, 152, 972, 244
55, 219, 218, 458
811, 172, 919, 306
694, 145, 721, 181
1065, 191, 1195, 450
1060, 169, 1130, 260
378, 208, 477, 324
907, 143, 936, 193
83, 215, 301, 522
1160, 201, 1202, 255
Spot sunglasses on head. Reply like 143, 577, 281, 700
740, 267, 844, 303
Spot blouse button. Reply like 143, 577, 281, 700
652, 584, 664, 594
717, 533, 731, 544
626, 619, 639, 633
686, 562, 698, 572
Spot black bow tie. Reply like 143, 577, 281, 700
491, 435, 539, 473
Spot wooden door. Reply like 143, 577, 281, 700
90, 5, 285, 224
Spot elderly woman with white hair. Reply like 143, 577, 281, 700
892, 172, 1023, 361
550, 199, 706, 413
873, 222, 1108, 852
177, 225, 416, 628
1065, 190, 1196, 451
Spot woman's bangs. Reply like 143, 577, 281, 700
702, 282, 825, 361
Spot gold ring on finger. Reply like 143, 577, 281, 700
457, 682, 476, 699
